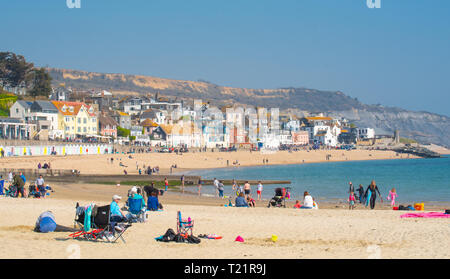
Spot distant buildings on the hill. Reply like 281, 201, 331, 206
1, 86, 382, 149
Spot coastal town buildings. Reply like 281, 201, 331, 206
51, 101, 98, 139
5, 87, 377, 148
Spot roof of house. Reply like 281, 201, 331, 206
159, 123, 193, 135
116, 111, 129, 117
140, 119, 158, 127
15, 100, 32, 108
31, 100, 58, 113
306, 116, 333, 121
140, 108, 158, 119
98, 115, 118, 127
51, 101, 96, 117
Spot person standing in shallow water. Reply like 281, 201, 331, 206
365, 180, 381, 209
348, 182, 354, 193
357, 184, 365, 204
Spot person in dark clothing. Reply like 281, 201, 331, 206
13, 174, 25, 198
357, 184, 365, 203
348, 182, 355, 193
364, 180, 381, 209
147, 192, 160, 211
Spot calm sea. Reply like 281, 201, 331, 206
186, 156, 450, 204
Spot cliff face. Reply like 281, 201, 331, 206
48, 68, 450, 147
330, 108, 450, 147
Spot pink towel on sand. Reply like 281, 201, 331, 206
400, 212, 450, 218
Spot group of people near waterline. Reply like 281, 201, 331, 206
348, 180, 398, 210
0, 171, 53, 198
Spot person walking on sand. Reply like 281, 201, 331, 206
213, 178, 219, 197
197, 178, 203, 196
387, 188, 398, 207
180, 175, 185, 194
365, 180, 382, 210
13, 173, 25, 198
218, 180, 224, 198
256, 181, 263, 201
243, 181, 251, 199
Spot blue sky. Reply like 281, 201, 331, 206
1, 0, 449, 116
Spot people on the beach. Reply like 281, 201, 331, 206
197, 178, 202, 196
247, 195, 256, 207
110, 195, 127, 222
348, 191, 356, 210
164, 178, 169, 192
34, 211, 77, 233
365, 180, 382, 209
36, 175, 46, 198
147, 191, 160, 211
293, 200, 302, 209
257, 181, 263, 201
13, 173, 25, 198
387, 188, 398, 207
243, 181, 251, 199
235, 192, 248, 207
357, 184, 365, 204
348, 182, 354, 193
180, 175, 185, 194
301, 191, 314, 209
213, 178, 219, 197
8, 171, 13, 184
218, 181, 224, 198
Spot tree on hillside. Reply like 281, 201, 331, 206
28, 68, 52, 98
0, 52, 34, 88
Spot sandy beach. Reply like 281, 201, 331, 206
0, 151, 448, 259
0, 149, 417, 175
0, 191, 449, 259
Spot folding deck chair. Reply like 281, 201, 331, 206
127, 197, 147, 223
177, 211, 194, 236
70, 203, 131, 243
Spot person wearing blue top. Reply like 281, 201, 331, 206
126, 187, 146, 213
19, 172, 26, 183
235, 192, 249, 207
147, 192, 159, 211
110, 195, 127, 221
110, 195, 128, 235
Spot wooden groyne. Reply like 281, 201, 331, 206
0, 170, 290, 186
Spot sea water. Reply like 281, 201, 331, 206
186, 156, 450, 204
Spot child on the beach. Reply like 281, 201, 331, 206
256, 181, 263, 201
247, 195, 256, 207
164, 178, 169, 192
387, 188, 398, 207
348, 191, 356, 210
293, 200, 301, 209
